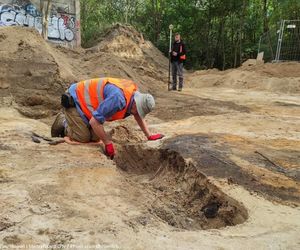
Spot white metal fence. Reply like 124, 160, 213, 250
258, 20, 300, 62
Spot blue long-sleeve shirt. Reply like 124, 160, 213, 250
69, 83, 134, 125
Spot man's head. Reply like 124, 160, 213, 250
131, 92, 155, 118
175, 33, 181, 42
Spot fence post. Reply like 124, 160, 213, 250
275, 20, 285, 62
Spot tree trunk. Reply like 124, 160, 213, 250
221, 18, 226, 70
239, 0, 247, 65
214, 17, 224, 69
263, 0, 268, 32
125, 0, 129, 24
230, 14, 235, 68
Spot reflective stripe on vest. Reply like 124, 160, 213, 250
76, 78, 104, 120
75, 78, 137, 121
102, 78, 137, 121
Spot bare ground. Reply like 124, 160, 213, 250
0, 106, 299, 249
0, 25, 300, 249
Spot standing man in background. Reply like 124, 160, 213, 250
171, 33, 186, 91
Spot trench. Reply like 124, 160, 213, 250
114, 144, 248, 230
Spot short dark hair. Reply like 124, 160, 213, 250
175, 33, 180, 36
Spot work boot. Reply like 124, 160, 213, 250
178, 87, 182, 92
51, 112, 66, 137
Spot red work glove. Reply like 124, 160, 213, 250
148, 134, 164, 141
105, 143, 115, 160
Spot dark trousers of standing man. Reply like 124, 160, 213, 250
172, 61, 183, 90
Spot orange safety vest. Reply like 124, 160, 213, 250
179, 45, 186, 61
75, 78, 138, 121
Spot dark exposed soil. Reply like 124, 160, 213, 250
114, 144, 248, 230
163, 134, 300, 205
152, 91, 250, 121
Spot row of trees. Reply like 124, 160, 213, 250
80, 0, 300, 70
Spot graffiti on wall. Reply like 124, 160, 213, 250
0, 1, 76, 42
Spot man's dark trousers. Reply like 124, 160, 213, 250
172, 61, 183, 90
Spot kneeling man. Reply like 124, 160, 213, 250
51, 77, 163, 159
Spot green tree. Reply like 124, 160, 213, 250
80, 0, 300, 69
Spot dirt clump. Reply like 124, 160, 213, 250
109, 125, 144, 143
0, 218, 15, 232
115, 144, 248, 230
3, 235, 21, 245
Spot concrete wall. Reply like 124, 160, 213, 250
0, 0, 81, 47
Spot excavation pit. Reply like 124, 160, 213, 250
115, 145, 248, 230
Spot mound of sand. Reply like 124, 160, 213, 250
95, 24, 145, 58
0, 24, 169, 119
187, 61, 300, 94
84, 24, 169, 92
0, 27, 76, 118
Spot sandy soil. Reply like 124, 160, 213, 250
0, 25, 300, 249
1, 108, 300, 249
187, 61, 300, 93
157, 88, 300, 205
